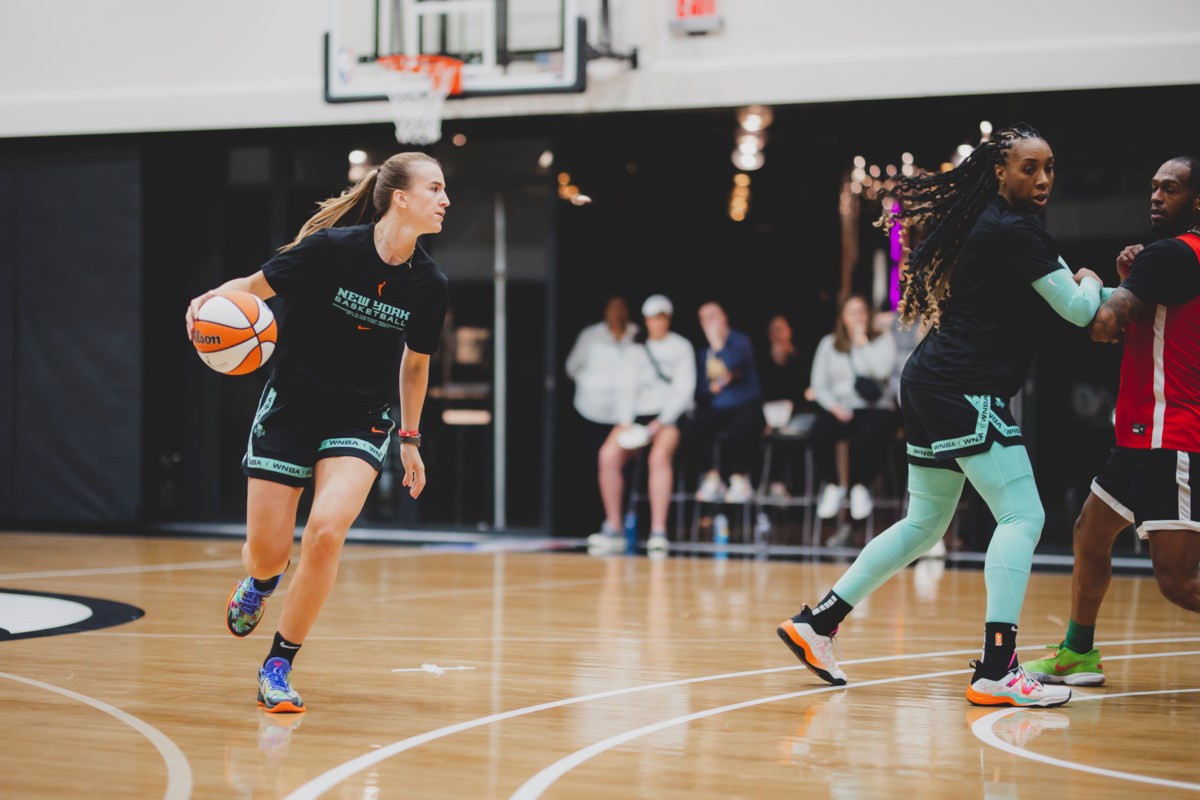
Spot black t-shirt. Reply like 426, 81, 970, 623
261, 224, 449, 415
904, 196, 1061, 398
760, 349, 811, 407
1121, 235, 1200, 306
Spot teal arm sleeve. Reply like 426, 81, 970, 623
1031, 258, 1102, 327
1100, 287, 1116, 303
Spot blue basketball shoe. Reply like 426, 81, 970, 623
226, 569, 284, 637
257, 657, 305, 713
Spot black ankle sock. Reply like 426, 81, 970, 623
265, 631, 302, 667
252, 564, 287, 594
975, 622, 1018, 679
796, 590, 853, 637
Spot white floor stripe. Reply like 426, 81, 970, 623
973, 687, 1200, 792
0, 671, 193, 800
507, 668, 971, 800
284, 636, 1200, 799
0, 558, 246, 581
509, 649, 1200, 799
0, 548, 430, 582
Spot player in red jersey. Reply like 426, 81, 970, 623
1024, 156, 1200, 686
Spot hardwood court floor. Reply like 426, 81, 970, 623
1, 531, 1198, 799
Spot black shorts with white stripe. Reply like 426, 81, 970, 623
1091, 446, 1200, 540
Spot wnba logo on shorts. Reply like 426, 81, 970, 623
192, 331, 221, 345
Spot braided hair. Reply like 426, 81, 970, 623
878, 123, 1043, 328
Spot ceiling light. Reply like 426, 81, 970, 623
732, 149, 765, 171
736, 105, 774, 132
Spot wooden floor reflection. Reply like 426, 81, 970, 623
1, 531, 1197, 799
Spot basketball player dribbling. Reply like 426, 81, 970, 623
1024, 156, 1200, 686
777, 123, 1108, 708
184, 152, 450, 712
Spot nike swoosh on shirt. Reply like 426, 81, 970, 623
371, 427, 388, 434
357, 325, 371, 330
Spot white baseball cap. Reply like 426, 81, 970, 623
641, 294, 673, 318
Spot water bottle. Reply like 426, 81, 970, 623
624, 510, 639, 555
754, 511, 771, 551
713, 512, 729, 559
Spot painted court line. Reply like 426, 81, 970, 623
973, 687, 1200, 792
284, 637, 1200, 799
510, 649, 1200, 799
0, 558, 247, 581
0, 547, 430, 582
0, 671, 193, 800
507, 668, 971, 800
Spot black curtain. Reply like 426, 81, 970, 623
3, 147, 142, 523
0, 157, 14, 518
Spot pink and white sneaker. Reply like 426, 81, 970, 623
966, 659, 1071, 708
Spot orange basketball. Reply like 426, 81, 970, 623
191, 290, 277, 376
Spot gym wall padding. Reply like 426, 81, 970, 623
8, 148, 142, 523
0, 159, 14, 519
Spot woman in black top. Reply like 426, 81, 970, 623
777, 124, 1107, 708
185, 152, 450, 713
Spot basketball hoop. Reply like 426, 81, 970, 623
377, 55, 464, 146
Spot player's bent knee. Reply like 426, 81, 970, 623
1156, 573, 1200, 612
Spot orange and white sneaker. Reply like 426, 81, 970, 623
966, 660, 1071, 708
776, 608, 847, 686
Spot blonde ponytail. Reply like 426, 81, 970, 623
279, 152, 440, 253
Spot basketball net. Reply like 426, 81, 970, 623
378, 55, 463, 146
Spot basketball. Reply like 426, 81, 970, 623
191, 290, 277, 375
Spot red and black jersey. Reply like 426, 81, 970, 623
1114, 232, 1200, 450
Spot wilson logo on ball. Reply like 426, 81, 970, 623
192, 290, 278, 376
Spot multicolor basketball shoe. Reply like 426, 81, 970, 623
257, 657, 305, 714
226, 570, 284, 637
1021, 644, 1106, 686
776, 607, 848, 686
966, 659, 1072, 707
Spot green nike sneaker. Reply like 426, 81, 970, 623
1021, 644, 1105, 686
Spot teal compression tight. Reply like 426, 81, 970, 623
831, 442, 1044, 624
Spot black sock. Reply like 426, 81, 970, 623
265, 631, 302, 667
975, 622, 1018, 679
252, 561, 288, 594
796, 590, 853, 637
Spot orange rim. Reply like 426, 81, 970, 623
377, 54, 463, 95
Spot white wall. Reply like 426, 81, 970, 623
3, 0, 1199, 138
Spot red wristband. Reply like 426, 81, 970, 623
397, 429, 419, 437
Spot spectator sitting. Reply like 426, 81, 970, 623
759, 312, 818, 498
809, 294, 898, 521
761, 312, 818, 424
588, 294, 696, 554
565, 294, 639, 535
685, 301, 765, 504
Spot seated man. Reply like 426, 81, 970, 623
684, 301, 764, 504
